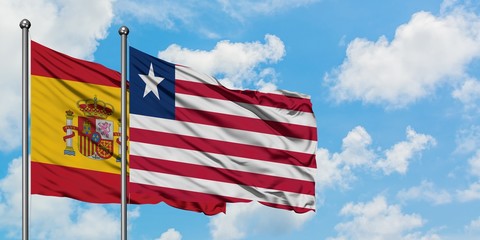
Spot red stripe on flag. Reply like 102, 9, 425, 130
175, 107, 317, 140
130, 128, 317, 168
31, 41, 121, 87
129, 182, 248, 215
130, 156, 315, 195
32, 161, 231, 212
31, 161, 121, 203
259, 201, 315, 213
129, 182, 314, 214
176, 80, 313, 113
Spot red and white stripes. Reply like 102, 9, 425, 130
130, 65, 317, 214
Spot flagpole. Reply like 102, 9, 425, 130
20, 18, 31, 240
119, 25, 129, 240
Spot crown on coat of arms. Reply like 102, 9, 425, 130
76, 96, 114, 119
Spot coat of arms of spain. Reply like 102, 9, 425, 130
63, 96, 123, 161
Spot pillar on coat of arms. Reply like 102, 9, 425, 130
64, 110, 75, 156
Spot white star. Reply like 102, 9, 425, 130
139, 63, 164, 99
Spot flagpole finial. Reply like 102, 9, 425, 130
118, 26, 129, 36
19, 19, 31, 29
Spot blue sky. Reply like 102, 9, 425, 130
1, 0, 480, 239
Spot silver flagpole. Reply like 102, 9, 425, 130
19, 18, 31, 240
119, 25, 129, 240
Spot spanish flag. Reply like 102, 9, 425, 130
31, 41, 127, 203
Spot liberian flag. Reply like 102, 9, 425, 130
129, 47, 317, 215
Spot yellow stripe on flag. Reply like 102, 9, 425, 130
31, 75, 126, 175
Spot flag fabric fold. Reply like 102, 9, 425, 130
128, 47, 318, 215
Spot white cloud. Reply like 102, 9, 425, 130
326, 7, 480, 108
32, 202, 119, 240
468, 150, 480, 177
117, 0, 318, 27
397, 180, 452, 205
0, 157, 23, 232
217, 0, 319, 21
316, 148, 354, 190
375, 127, 436, 175
457, 182, 480, 202
115, 0, 194, 30
465, 216, 480, 233
452, 78, 480, 111
455, 125, 480, 154
0, 0, 115, 151
340, 126, 376, 167
158, 34, 285, 89
116, 0, 318, 38
317, 126, 436, 190
434, 216, 480, 240
440, 0, 459, 13
8, 0, 115, 60
209, 202, 314, 240
328, 196, 432, 240
254, 68, 280, 92
155, 228, 182, 240
403, 232, 442, 240
316, 126, 375, 190
128, 206, 140, 219
0, 157, 120, 239
456, 149, 480, 202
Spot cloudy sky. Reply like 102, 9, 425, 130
1, 0, 480, 239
